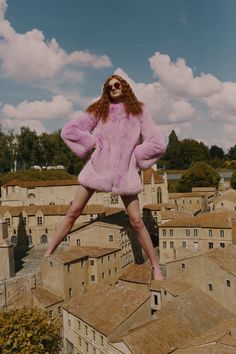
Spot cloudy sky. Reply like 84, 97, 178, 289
0, 0, 236, 151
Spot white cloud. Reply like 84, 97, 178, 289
1, 117, 46, 134
149, 52, 222, 98
2, 95, 72, 120
0, 0, 112, 81
204, 82, 236, 122
115, 67, 196, 125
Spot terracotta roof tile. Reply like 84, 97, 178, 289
204, 246, 236, 276
119, 263, 152, 284
116, 314, 193, 354
63, 283, 150, 336
32, 287, 63, 307
143, 168, 164, 184
4, 179, 78, 187
160, 279, 192, 296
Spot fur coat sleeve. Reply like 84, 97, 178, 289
60, 112, 97, 158
133, 106, 166, 170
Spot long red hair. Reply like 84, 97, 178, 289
86, 74, 143, 122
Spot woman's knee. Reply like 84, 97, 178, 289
129, 215, 144, 231
67, 204, 83, 221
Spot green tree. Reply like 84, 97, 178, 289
0, 307, 62, 353
209, 145, 225, 159
178, 139, 210, 169
228, 145, 236, 160
0, 132, 13, 172
177, 161, 220, 192
161, 130, 181, 169
231, 170, 236, 189
17, 127, 42, 169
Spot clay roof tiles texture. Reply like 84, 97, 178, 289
63, 283, 150, 336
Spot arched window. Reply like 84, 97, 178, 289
28, 193, 36, 198
41, 234, 48, 244
11, 235, 17, 246
157, 187, 162, 204
28, 235, 33, 245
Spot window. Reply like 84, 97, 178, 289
163, 229, 166, 236
102, 272, 105, 278
78, 336, 81, 346
81, 260, 84, 267
85, 325, 88, 335
100, 335, 104, 346
28, 235, 32, 245
86, 342, 89, 352
111, 194, 119, 204
181, 263, 185, 269
194, 229, 198, 236
90, 260, 94, 266
157, 187, 162, 204
40, 234, 48, 244
220, 230, 224, 238
78, 320, 81, 330
5, 218, 10, 226
68, 318, 71, 327
164, 290, 167, 295
109, 235, 113, 242
67, 264, 71, 273
109, 269, 111, 275
220, 243, 225, 248
69, 288, 72, 297
58, 306, 62, 315
101, 257, 104, 263
169, 229, 174, 236
170, 241, 174, 248
37, 216, 43, 225
182, 241, 186, 248
76, 239, 80, 246
108, 255, 110, 261
49, 202, 55, 205
49, 310, 53, 318
11, 235, 17, 245
221, 202, 224, 207
226, 280, 231, 287
163, 241, 167, 249
114, 253, 116, 258
185, 229, 190, 236
209, 242, 213, 249
208, 284, 213, 291
208, 229, 212, 237
50, 261, 53, 267
154, 295, 158, 305
93, 330, 96, 340
91, 275, 95, 281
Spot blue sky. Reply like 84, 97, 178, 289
1, 0, 236, 150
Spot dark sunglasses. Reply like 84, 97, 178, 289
107, 82, 121, 91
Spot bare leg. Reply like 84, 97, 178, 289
43, 185, 95, 257
121, 194, 164, 280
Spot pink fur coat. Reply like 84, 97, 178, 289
61, 103, 166, 195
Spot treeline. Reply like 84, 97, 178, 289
0, 127, 84, 174
1, 127, 236, 174
158, 130, 236, 170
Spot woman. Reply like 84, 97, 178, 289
44, 74, 166, 280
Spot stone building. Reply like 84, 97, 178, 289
214, 189, 236, 212
0, 167, 168, 209
166, 244, 236, 314
68, 219, 138, 268
159, 210, 235, 263
109, 287, 235, 354
0, 204, 120, 248
0, 219, 15, 281
63, 283, 150, 354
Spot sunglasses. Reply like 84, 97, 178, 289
107, 82, 121, 91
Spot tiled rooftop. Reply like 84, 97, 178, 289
32, 287, 63, 307
63, 283, 150, 336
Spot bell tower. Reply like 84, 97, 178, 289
0, 219, 15, 280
